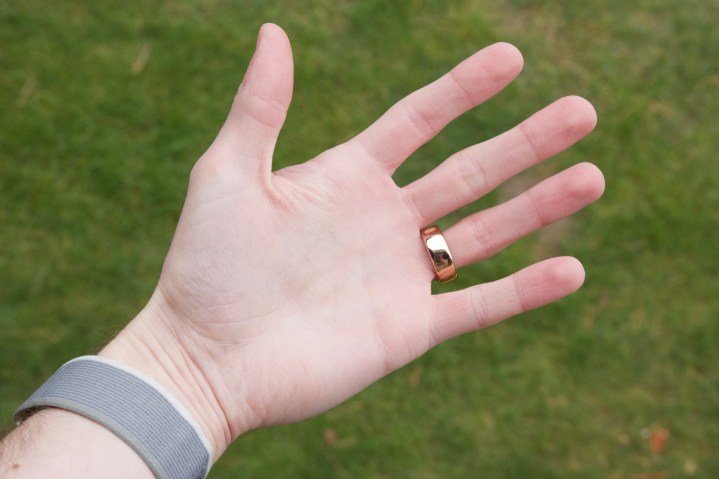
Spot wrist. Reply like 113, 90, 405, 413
99, 290, 231, 462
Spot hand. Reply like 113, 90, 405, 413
102, 24, 603, 458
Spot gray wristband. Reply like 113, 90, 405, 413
14, 356, 212, 479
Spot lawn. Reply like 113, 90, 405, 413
1, 0, 717, 477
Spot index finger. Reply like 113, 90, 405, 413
349, 42, 524, 175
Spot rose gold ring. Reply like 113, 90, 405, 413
420, 225, 457, 284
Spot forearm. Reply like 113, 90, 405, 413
0, 409, 153, 479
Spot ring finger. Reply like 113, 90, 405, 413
443, 162, 605, 268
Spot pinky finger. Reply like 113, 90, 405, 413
430, 257, 585, 345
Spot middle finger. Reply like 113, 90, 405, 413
403, 96, 597, 226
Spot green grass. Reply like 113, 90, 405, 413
1, 0, 718, 477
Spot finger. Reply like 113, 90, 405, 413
430, 257, 585, 345
350, 42, 524, 175
444, 162, 604, 268
404, 96, 597, 226
206, 23, 294, 182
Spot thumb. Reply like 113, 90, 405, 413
209, 24, 294, 182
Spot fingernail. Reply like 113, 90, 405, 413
256, 24, 268, 50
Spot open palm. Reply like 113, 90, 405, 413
130, 24, 603, 443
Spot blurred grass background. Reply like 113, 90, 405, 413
1, 0, 717, 477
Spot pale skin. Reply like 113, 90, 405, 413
0, 24, 604, 477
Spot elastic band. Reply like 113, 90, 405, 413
15, 356, 212, 479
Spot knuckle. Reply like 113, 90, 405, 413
468, 213, 497, 259
469, 290, 492, 329
401, 97, 436, 140
235, 86, 288, 130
